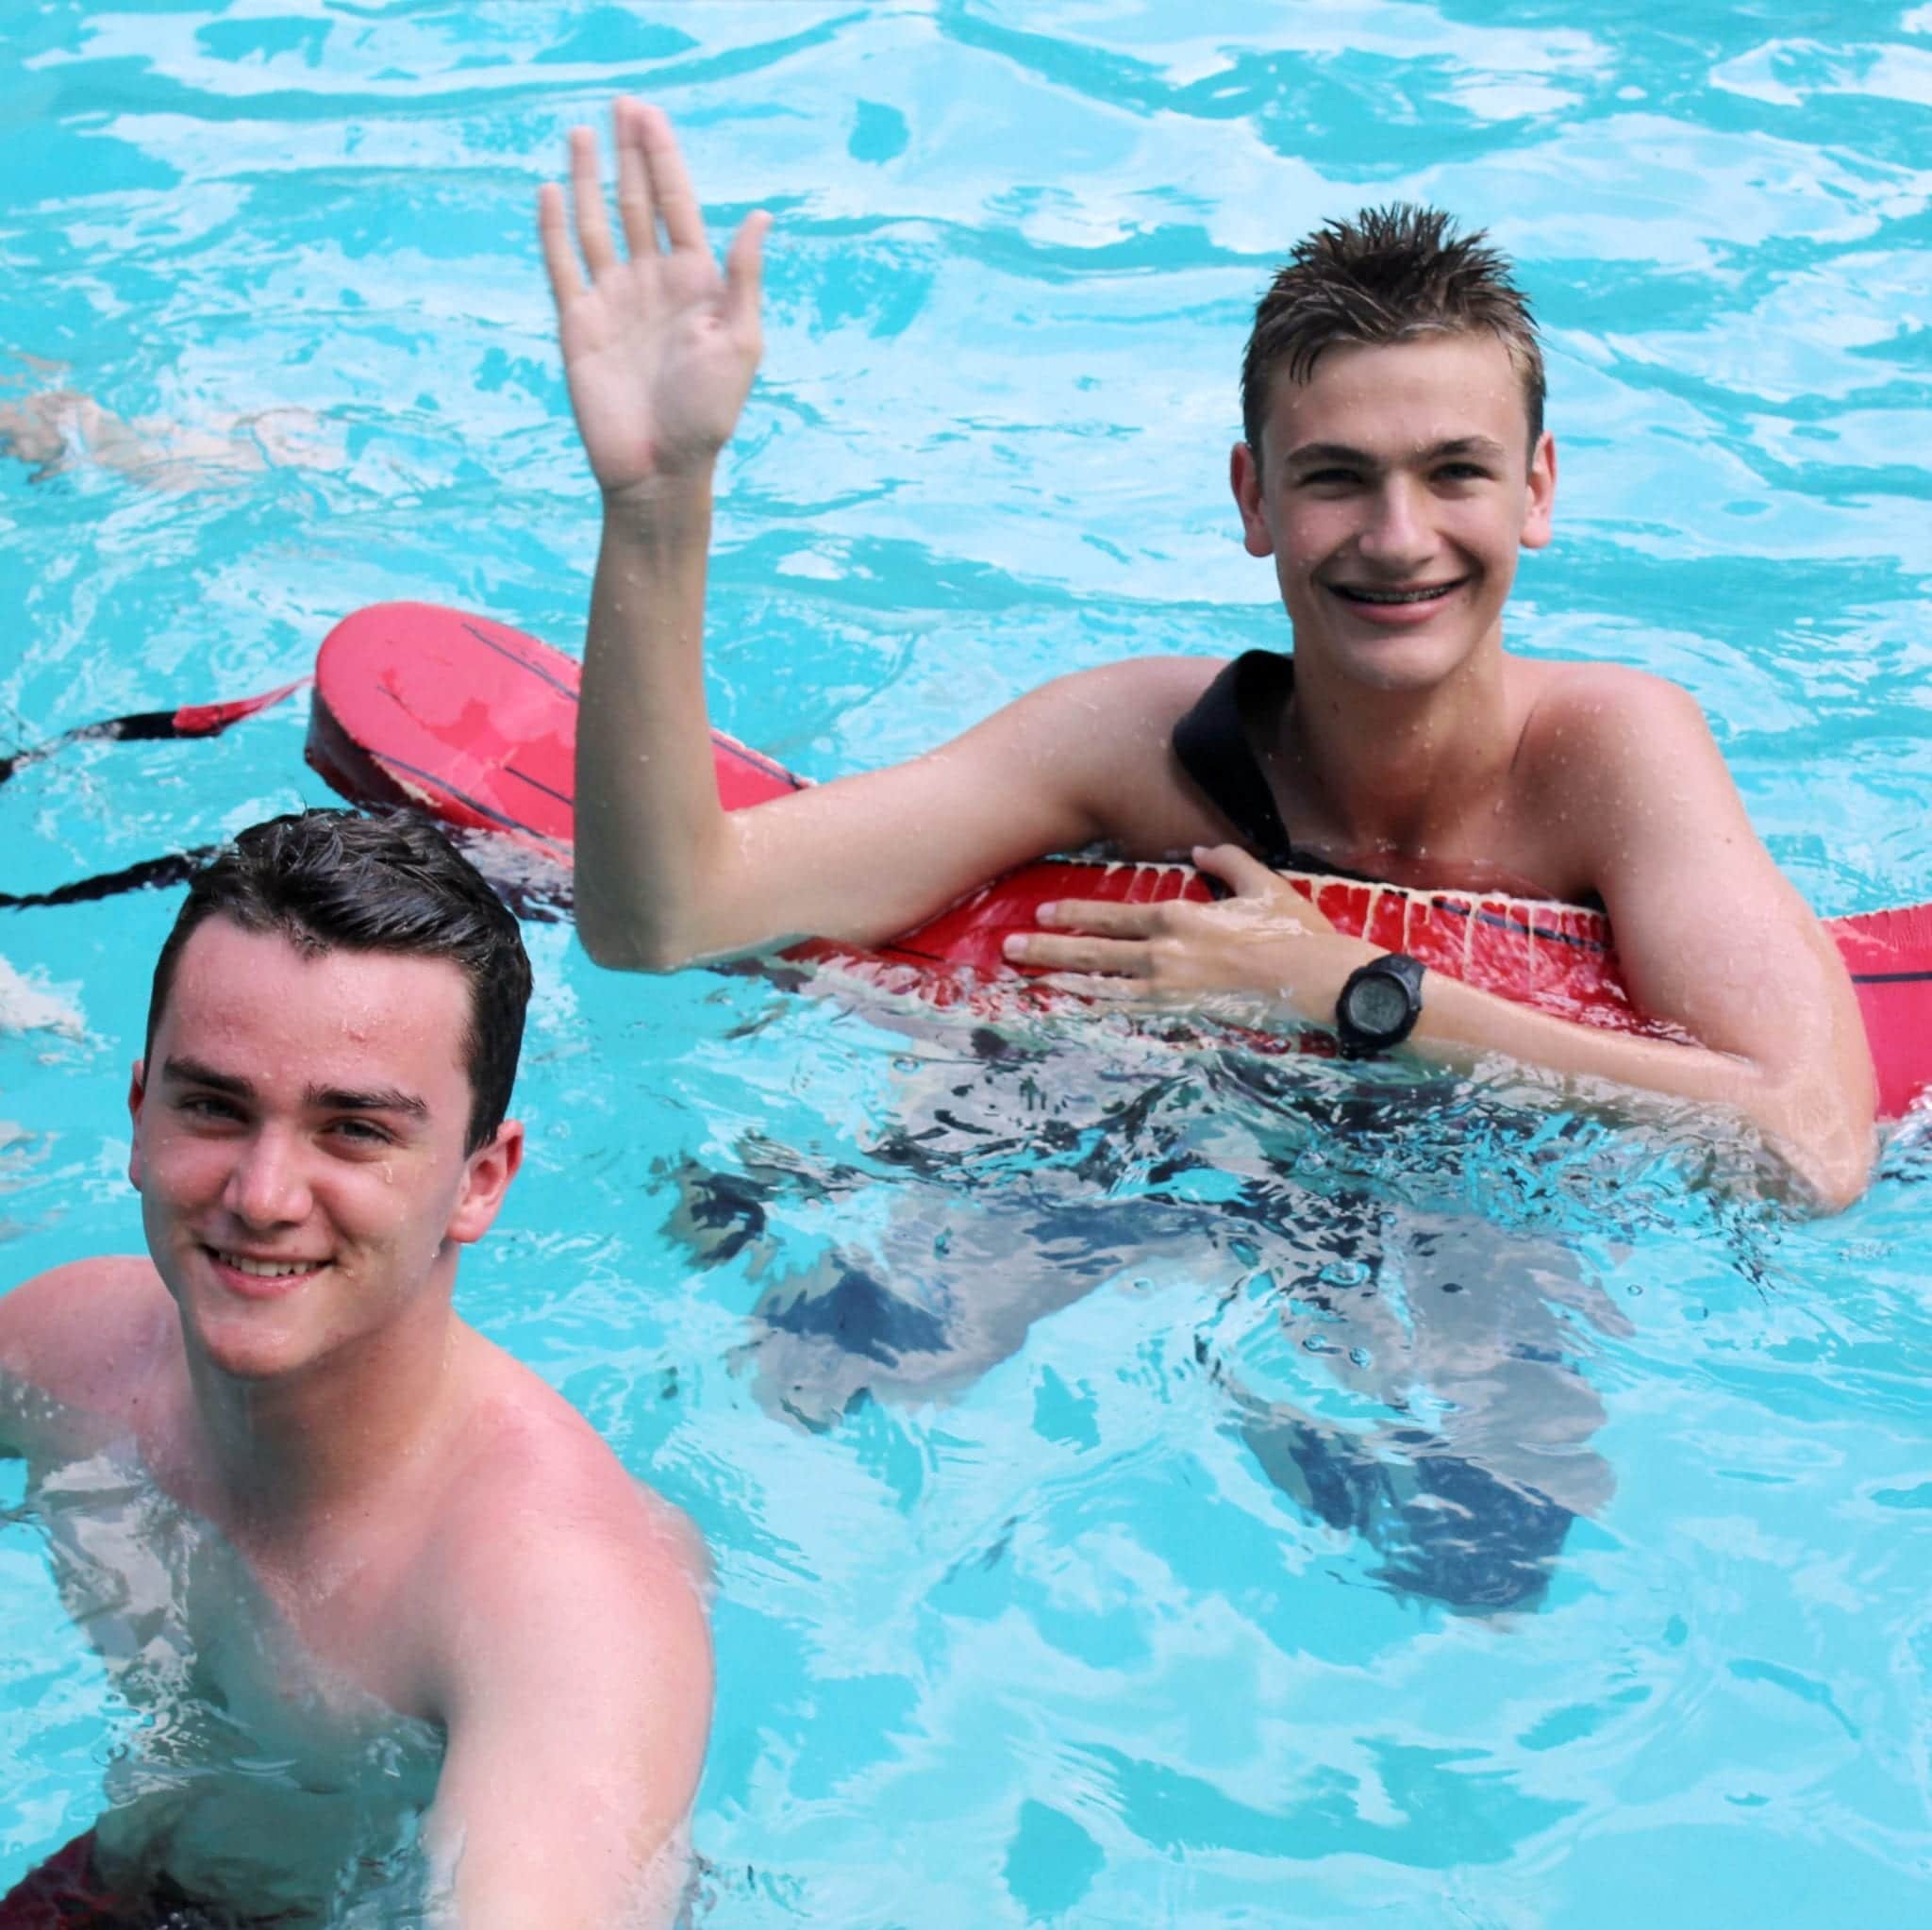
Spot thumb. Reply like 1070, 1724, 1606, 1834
724, 209, 770, 341
1192, 842, 1276, 897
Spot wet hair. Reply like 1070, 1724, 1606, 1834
1241, 203, 1544, 464
145, 809, 532, 1154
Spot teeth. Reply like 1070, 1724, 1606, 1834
219, 1253, 316, 1279
1338, 583, 1457, 605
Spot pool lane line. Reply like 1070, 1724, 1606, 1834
1, 680, 308, 788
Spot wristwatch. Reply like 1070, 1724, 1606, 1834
1335, 953, 1426, 1058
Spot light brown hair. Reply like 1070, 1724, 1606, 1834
1241, 204, 1544, 462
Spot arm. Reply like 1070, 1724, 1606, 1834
547, 102, 1177, 970
1016, 683, 1874, 1208
420, 1489, 713, 1930
1541, 675, 1874, 1206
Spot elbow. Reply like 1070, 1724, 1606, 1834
574, 826, 742, 975
1774, 1081, 1876, 1217
1795, 1140, 1873, 1216
576, 907, 695, 975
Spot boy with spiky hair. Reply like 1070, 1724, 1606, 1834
546, 100, 1874, 1208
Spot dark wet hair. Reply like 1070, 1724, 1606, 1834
145, 809, 531, 1154
1241, 203, 1545, 464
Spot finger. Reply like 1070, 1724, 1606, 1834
724, 208, 770, 340
537, 184, 584, 308
1192, 842, 1274, 895
569, 125, 618, 277
1033, 897, 1160, 938
1004, 932, 1148, 974
637, 104, 708, 253
612, 96, 659, 259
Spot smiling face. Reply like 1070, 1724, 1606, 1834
128, 918, 522, 1385
1231, 329, 1556, 694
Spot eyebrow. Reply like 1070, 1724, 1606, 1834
161, 1056, 431, 1121
161, 1057, 252, 1097
1284, 435, 1510, 469
308, 1084, 431, 1121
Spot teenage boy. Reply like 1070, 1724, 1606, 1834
543, 101, 1874, 1209
0, 811, 710, 1928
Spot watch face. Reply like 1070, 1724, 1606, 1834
1345, 973, 1412, 1038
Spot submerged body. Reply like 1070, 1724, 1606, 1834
25, 1434, 441, 1920
0, 386, 336, 493
4, 1257, 697, 1927
669, 1032, 1633, 1615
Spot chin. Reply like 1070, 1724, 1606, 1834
1332, 632, 1483, 693
182, 1305, 319, 1383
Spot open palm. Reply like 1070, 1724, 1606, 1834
540, 100, 768, 493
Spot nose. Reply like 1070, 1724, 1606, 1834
1357, 474, 1433, 573
222, 1126, 312, 1230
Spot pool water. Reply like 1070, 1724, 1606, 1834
4, 4, 1931, 1923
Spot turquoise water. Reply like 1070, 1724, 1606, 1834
3, 3, 1931, 1923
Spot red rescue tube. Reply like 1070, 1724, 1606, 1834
306, 602, 1932, 1120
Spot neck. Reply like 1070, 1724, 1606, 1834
180, 1280, 471, 1534
1280, 643, 1517, 854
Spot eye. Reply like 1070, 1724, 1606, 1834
176, 1093, 243, 1124
1295, 467, 1361, 491
327, 1117, 396, 1149
1434, 461, 1491, 484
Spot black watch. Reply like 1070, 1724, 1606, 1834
1335, 953, 1425, 1058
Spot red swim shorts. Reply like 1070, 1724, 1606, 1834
0, 1832, 239, 1929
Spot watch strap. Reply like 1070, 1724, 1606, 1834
1336, 952, 1426, 1058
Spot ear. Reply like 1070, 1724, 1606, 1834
445, 1119, 525, 1246
127, 1059, 147, 1190
1230, 441, 1274, 557
1520, 431, 1557, 551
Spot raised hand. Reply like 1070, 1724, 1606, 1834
539, 98, 769, 497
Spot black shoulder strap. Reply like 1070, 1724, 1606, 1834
1171, 650, 1297, 866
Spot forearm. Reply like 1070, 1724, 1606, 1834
1407, 971, 1874, 1210
575, 474, 741, 971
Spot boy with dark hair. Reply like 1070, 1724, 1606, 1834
545, 100, 1874, 1208
145, 808, 533, 1155
0, 809, 710, 1928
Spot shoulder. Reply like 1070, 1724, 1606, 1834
416, 1352, 710, 1691
1524, 657, 1707, 739
1517, 659, 1736, 819
1522, 659, 1717, 768
980, 655, 1230, 778
1034, 654, 1226, 713
0, 1258, 175, 1461
1512, 660, 1784, 914
1, 1257, 175, 1411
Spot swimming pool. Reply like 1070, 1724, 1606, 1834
4, 2, 1930, 1922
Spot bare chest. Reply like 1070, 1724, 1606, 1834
1096, 735, 1592, 902
29, 1449, 441, 1912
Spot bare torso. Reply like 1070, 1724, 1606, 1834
29, 1439, 442, 1920
1055, 648, 1637, 904
4, 1259, 701, 1925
